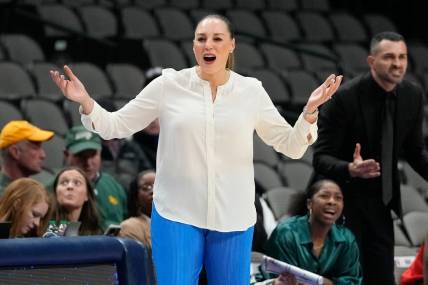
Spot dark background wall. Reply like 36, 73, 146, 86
333, 0, 428, 43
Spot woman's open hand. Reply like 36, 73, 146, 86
50, 65, 94, 114
305, 74, 343, 113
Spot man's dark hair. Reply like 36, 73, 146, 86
370, 31, 405, 54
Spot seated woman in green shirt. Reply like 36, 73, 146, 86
264, 179, 362, 285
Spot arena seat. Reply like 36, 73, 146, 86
0, 236, 155, 285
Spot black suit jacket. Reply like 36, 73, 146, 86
312, 73, 428, 215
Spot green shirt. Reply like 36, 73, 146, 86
94, 172, 127, 230
0, 172, 12, 196
265, 215, 362, 285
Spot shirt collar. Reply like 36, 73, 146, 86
298, 215, 313, 245
298, 214, 347, 246
190, 66, 235, 95
367, 72, 398, 99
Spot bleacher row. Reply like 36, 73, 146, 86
0, 59, 149, 171
3, 0, 428, 118
1, 34, 428, 115
1, 0, 428, 283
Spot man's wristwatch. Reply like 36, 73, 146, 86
303, 106, 319, 117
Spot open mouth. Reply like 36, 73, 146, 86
203, 54, 216, 63
323, 209, 336, 218
390, 68, 403, 76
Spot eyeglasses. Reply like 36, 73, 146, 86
139, 184, 153, 192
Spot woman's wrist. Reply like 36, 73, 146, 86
303, 105, 318, 124
81, 97, 94, 115
303, 105, 318, 116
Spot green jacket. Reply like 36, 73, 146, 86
0, 172, 12, 196
93, 172, 127, 230
265, 215, 362, 285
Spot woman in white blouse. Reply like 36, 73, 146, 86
51, 14, 342, 285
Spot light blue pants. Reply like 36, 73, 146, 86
151, 205, 254, 285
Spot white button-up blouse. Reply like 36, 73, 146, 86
81, 67, 317, 232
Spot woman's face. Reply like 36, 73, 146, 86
193, 17, 235, 76
308, 181, 344, 226
137, 172, 155, 214
56, 169, 88, 211
20, 201, 49, 235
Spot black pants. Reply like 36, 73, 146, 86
344, 194, 395, 285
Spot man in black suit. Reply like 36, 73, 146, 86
312, 31, 428, 285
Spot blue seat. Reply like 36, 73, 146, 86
0, 236, 155, 285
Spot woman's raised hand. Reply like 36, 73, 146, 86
50, 65, 94, 114
305, 74, 343, 112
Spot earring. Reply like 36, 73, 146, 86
341, 215, 346, 226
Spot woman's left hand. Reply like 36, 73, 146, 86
305, 74, 343, 113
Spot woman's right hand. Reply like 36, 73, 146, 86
50, 65, 94, 114
273, 272, 299, 285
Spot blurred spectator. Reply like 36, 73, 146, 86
252, 182, 277, 253
264, 180, 362, 285
119, 169, 155, 248
253, 194, 268, 254
425, 234, 428, 285
0, 178, 52, 237
52, 166, 102, 235
253, 193, 268, 253
133, 118, 159, 170
0, 121, 54, 194
63, 125, 127, 230
127, 169, 154, 218
119, 216, 151, 248
98, 99, 155, 186
400, 242, 426, 285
